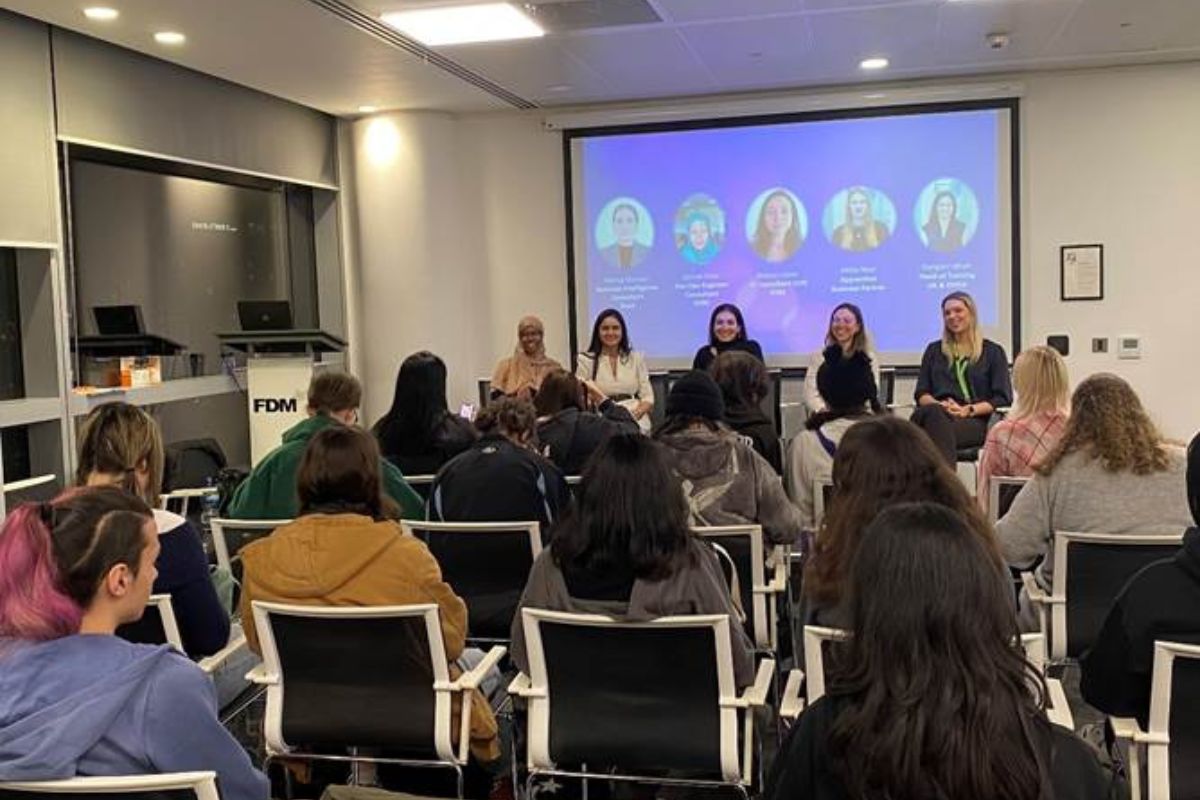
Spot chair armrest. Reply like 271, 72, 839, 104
507, 672, 540, 698
1020, 571, 1063, 605
780, 669, 805, 722
1045, 678, 1074, 729
451, 646, 507, 691
1109, 716, 1143, 741
730, 658, 775, 709
198, 632, 247, 675
244, 663, 278, 685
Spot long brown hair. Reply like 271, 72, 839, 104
804, 415, 1000, 609
1037, 373, 1169, 476
75, 402, 165, 508
297, 426, 399, 520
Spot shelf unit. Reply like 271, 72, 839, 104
68, 373, 243, 417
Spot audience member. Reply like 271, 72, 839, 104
576, 308, 654, 432
655, 370, 800, 546
803, 415, 997, 629
228, 371, 422, 520
533, 368, 638, 475
238, 426, 499, 765
692, 303, 764, 372
912, 291, 1013, 465
490, 315, 562, 401
767, 503, 1113, 800
1079, 429, 1200, 728
787, 347, 878, 530
430, 397, 570, 529
803, 303, 880, 414
372, 351, 477, 476
997, 374, 1190, 628
977, 345, 1070, 513
0, 487, 268, 800
510, 433, 754, 687
711, 350, 781, 473
76, 402, 229, 657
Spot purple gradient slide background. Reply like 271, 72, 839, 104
578, 109, 1001, 362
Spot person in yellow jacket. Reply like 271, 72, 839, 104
238, 425, 500, 766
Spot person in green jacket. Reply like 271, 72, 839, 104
228, 371, 422, 520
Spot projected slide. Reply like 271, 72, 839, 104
571, 107, 1011, 366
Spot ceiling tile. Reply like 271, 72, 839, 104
936, 0, 1080, 64
1054, 0, 1200, 55
652, 0, 802, 24
441, 38, 614, 102
680, 15, 815, 86
800, 0, 935, 12
805, 4, 942, 73
563, 28, 714, 97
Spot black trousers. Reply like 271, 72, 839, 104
911, 403, 988, 466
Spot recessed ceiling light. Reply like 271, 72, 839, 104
381, 3, 544, 47
154, 31, 186, 46
860, 57, 889, 70
83, 7, 119, 21
545, 84, 572, 93
358, 105, 379, 114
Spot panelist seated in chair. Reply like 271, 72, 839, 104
510, 433, 755, 688
767, 503, 1112, 800
0, 487, 268, 800
237, 426, 501, 766
1081, 431, 1200, 728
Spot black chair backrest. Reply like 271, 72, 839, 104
415, 527, 535, 639
408, 481, 434, 502
163, 438, 227, 492
540, 620, 721, 773
1170, 654, 1200, 798
1065, 541, 1180, 657
997, 482, 1024, 519
0, 790, 194, 800
703, 534, 755, 641
271, 612, 437, 756
116, 602, 169, 648
821, 482, 833, 508
878, 368, 896, 406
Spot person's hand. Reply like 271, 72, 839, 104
582, 380, 607, 406
633, 400, 652, 420
941, 398, 966, 417
516, 384, 535, 402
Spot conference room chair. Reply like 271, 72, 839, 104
115, 593, 249, 681
508, 608, 774, 800
248, 601, 505, 799
158, 487, 220, 519
0, 772, 220, 800
1021, 530, 1186, 661
403, 474, 436, 502
209, 518, 290, 577
1110, 640, 1200, 800
692, 524, 787, 655
988, 475, 1030, 525
401, 519, 541, 645
811, 477, 834, 531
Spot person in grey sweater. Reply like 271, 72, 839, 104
996, 374, 1191, 624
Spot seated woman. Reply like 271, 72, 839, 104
491, 315, 562, 400
372, 350, 477, 476
76, 402, 230, 657
533, 368, 638, 475
692, 303, 765, 372
997, 374, 1191, 628
576, 308, 654, 432
767, 503, 1112, 800
803, 415, 997, 629
802, 303, 880, 415
238, 426, 501, 767
510, 432, 754, 687
711, 350, 781, 473
430, 397, 570, 529
655, 370, 800, 546
787, 347, 878, 531
912, 291, 1012, 466
0, 487, 268, 800
977, 345, 1070, 514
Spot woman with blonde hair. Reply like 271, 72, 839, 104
997, 374, 1191, 627
831, 187, 889, 252
490, 315, 562, 400
76, 402, 230, 657
912, 291, 1012, 465
977, 345, 1070, 512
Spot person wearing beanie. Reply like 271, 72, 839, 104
788, 346, 880, 531
711, 351, 782, 473
655, 370, 800, 546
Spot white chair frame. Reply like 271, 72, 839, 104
1110, 640, 1200, 800
0, 772, 219, 800
1021, 530, 1185, 661
158, 487, 219, 517
248, 601, 504, 799
692, 524, 786, 653
209, 518, 290, 575
509, 608, 774, 798
988, 475, 1030, 525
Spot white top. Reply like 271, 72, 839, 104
786, 416, 860, 531
576, 350, 654, 432
802, 348, 882, 414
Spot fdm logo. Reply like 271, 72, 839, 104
253, 397, 298, 413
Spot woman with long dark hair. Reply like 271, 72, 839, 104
767, 502, 1112, 800
510, 432, 754, 686
372, 351, 476, 475
692, 303, 764, 372
575, 308, 654, 432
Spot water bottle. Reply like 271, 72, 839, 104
200, 477, 221, 563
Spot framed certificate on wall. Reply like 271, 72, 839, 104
1060, 244, 1104, 301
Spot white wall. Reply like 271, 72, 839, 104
346, 61, 1200, 439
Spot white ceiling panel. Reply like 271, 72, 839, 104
805, 4, 943, 75
680, 15, 815, 87
440, 38, 614, 103
652, 0, 802, 24
936, 0, 1081, 64
563, 28, 715, 98
1055, 0, 1200, 56
800, 0, 935, 13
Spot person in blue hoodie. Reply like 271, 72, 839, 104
0, 486, 268, 800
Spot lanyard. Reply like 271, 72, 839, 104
953, 356, 972, 401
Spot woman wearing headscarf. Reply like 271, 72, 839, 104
490, 315, 562, 400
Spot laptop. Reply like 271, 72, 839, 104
93, 305, 145, 336
238, 300, 293, 332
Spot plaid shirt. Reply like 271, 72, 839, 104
977, 410, 1068, 512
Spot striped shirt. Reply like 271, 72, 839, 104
977, 410, 1068, 513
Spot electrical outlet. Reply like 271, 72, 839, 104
1092, 337, 1108, 354
1118, 335, 1141, 360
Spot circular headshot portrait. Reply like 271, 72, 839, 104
914, 178, 980, 254
674, 193, 725, 266
594, 197, 654, 269
822, 186, 897, 253
745, 187, 808, 264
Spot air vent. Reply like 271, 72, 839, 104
521, 0, 661, 32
